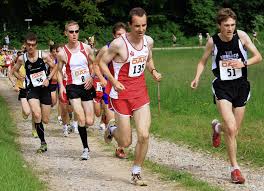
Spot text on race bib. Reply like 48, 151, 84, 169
72, 68, 90, 85
30, 70, 47, 87
96, 82, 103, 92
219, 59, 242, 80
128, 56, 147, 77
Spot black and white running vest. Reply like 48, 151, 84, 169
211, 33, 247, 80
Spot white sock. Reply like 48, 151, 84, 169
72, 121, 78, 128
215, 123, 221, 133
58, 116, 62, 120
63, 124, 68, 130
131, 165, 141, 175
109, 125, 117, 134
230, 166, 240, 172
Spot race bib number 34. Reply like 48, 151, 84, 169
30, 71, 47, 87
219, 59, 242, 80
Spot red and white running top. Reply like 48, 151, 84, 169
63, 42, 90, 85
109, 33, 149, 99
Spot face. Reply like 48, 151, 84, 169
113, 28, 126, 38
129, 15, 147, 39
51, 48, 58, 58
219, 17, 236, 40
66, 24, 79, 43
25, 40, 37, 54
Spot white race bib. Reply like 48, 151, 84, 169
128, 56, 147, 77
219, 59, 242, 80
30, 71, 47, 87
72, 68, 90, 85
96, 82, 103, 92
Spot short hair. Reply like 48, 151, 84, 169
216, 8, 237, 25
50, 44, 60, 52
128, 7, 147, 24
112, 22, 127, 35
24, 32, 38, 43
65, 20, 79, 31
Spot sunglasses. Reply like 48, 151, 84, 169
68, 30, 79, 34
26, 42, 37, 47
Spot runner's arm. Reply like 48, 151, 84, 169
145, 36, 162, 82
93, 46, 108, 86
238, 30, 262, 66
191, 37, 213, 89
12, 55, 24, 81
43, 53, 57, 80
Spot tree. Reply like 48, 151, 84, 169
184, 0, 216, 35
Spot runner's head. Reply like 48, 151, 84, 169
24, 32, 38, 54
128, 7, 147, 39
65, 20, 79, 43
112, 22, 127, 39
217, 8, 237, 40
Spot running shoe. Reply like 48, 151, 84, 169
37, 143, 47, 153
104, 119, 115, 144
63, 125, 68, 137
131, 173, 147, 186
115, 148, 127, 159
81, 148, 90, 160
211, 119, 221, 147
58, 116, 63, 125
32, 130, 38, 138
231, 169, 245, 184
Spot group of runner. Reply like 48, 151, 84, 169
3, 7, 263, 186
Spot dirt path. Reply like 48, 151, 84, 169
1, 77, 264, 191
0, 77, 183, 191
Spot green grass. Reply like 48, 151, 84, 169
147, 48, 264, 167
0, 96, 45, 191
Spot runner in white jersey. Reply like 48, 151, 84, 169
57, 20, 96, 160
99, 8, 162, 185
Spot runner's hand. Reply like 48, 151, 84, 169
191, 78, 199, 89
84, 77, 93, 90
60, 85, 67, 100
113, 80, 125, 92
229, 60, 245, 69
100, 78, 107, 88
152, 70, 162, 82
42, 79, 49, 87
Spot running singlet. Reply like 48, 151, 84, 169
24, 50, 48, 88
63, 42, 90, 85
211, 33, 248, 81
109, 33, 149, 99
16, 64, 26, 89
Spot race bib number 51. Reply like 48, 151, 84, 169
219, 59, 242, 80
30, 71, 47, 87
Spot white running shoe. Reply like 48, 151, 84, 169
73, 126, 79, 134
81, 148, 90, 160
99, 123, 106, 131
63, 125, 68, 137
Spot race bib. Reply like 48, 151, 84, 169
219, 59, 242, 80
128, 56, 147, 77
30, 70, 47, 87
72, 68, 90, 85
96, 82, 103, 92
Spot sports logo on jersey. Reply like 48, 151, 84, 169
130, 51, 134, 56
132, 56, 147, 64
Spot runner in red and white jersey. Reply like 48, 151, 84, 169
57, 20, 96, 160
99, 8, 162, 185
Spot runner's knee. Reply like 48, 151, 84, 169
137, 132, 149, 144
86, 117, 94, 126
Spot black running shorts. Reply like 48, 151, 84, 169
27, 86, 52, 105
66, 84, 96, 101
212, 77, 250, 107
18, 88, 27, 100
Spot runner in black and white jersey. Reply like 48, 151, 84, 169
13, 32, 56, 153
191, 8, 262, 184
